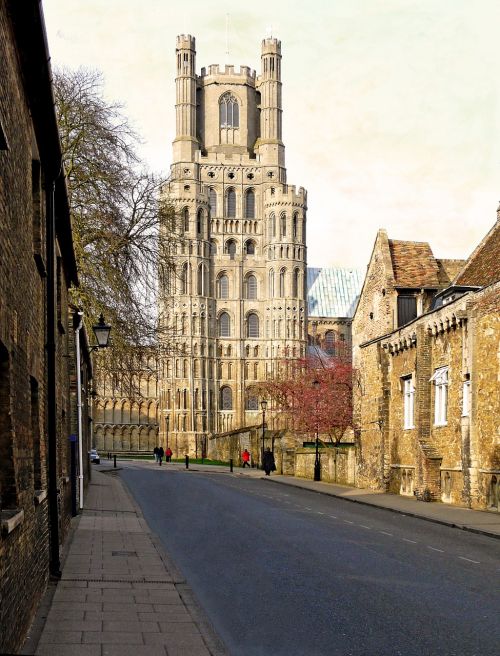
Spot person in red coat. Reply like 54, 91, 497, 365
242, 448, 250, 468
165, 447, 173, 463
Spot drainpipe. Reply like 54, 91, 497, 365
46, 178, 61, 578
74, 311, 84, 509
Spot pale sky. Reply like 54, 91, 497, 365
43, 0, 500, 269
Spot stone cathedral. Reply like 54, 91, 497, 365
158, 35, 308, 457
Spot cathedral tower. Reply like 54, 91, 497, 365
158, 35, 307, 457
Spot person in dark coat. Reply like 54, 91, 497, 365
153, 446, 159, 463
158, 446, 164, 466
262, 448, 275, 476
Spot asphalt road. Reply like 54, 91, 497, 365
120, 462, 500, 656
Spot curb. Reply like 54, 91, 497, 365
263, 477, 500, 541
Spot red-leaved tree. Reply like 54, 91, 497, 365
260, 347, 356, 444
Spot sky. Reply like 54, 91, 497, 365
42, 0, 500, 269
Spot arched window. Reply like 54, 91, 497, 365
293, 268, 300, 297
210, 239, 217, 255
180, 262, 189, 294
324, 330, 335, 355
268, 213, 276, 238
245, 240, 256, 255
247, 313, 259, 338
225, 239, 237, 258
245, 189, 255, 218
269, 269, 275, 297
209, 188, 217, 216
183, 208, 189, 232
219, 312, 231, 337
226, 188, 236, 218
293, 212, 298, 238
279, 268, 286, 297
197, 264, 208, 296
219, 93, 239, 128
246, 274, 257, 299
280, 213, 286, 237
246, 389, 259, 410
218, 274, 229, 299
220, 386, 233, 410
197, 209, 203, 235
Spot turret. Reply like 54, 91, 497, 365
258, 38, 284, 167
173, 34, 198, 162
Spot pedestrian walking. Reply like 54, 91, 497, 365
153, 446, 159, 463
165, 447, 173, 463
158, 446, 164, 466
241, 448, 251, 468
262, 448, 275, 476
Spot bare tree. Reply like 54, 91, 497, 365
54, 66, 180, 359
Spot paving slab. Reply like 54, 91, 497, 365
25, 469, 227, 656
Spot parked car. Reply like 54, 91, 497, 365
89, 449, 100, 464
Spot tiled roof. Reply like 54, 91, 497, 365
436, 259, 467, 285
453, 220, 500, 287
388, 240, 440, 287
307, 267, 364, 318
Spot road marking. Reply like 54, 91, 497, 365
305, 507, 312, 510
317, 511, 325, 515
379, 531, 393, 536
344, 520, 354, 524
459, 556, 480, 564
359, 525, 371, 529
329, 515, 337, 519
402, 538, 417, 544
427, 546, 444, 553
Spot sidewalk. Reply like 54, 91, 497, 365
166, 460, 500, 539
27, 469, 228, 656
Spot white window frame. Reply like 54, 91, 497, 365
402, 375, 415, 429
430, 367, 448, 426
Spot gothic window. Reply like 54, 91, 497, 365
219, 312, 231, 337
225, 239, 237, 258
254, 362, 258, 379
268, 213, 276, 238
228, 363, 233, 378
280, 213, 286, 237
218, 274, 229, 299
210, 239, 217, 255
293, 212, 298, 239
183, 208, 189, 232
279, 268, 286, 297
246, 389, 259, 410
246, 274, 257, 299
197, 263, 208, 296
180, 262, 189, 295
292, 268, 300, 297
226, 188, 236, 218
209, 188, 217, 216
220, 386, 233, 410
219, 93, 239, 128
245, 240, 256, 256
269, 269, 275, 297
247, 313, 259, 338
245, 189, 255, 218
324, 330, 335, 355
197, 209, 203, 235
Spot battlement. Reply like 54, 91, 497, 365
200, 64, 256, 80
261, 38, 281, 55
176, 34, 195, 49
264, 185, 307, 205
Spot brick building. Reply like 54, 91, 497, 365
353, 213, 500, 509
0, 2, 91, 651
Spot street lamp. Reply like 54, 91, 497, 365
260, 399, 268, 468
312, 379, 321, 481
91, 313, 112, 350
165, 414, 170, 450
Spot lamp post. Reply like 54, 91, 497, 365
74, 312, 112, 512
312, 379, 321, 481
260, 399, 268, 468
165, 414, 170, 450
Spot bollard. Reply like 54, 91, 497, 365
113, 454, 117, 468
185, 455, 189, 469
230, 459, 233, 472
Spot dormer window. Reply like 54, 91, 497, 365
220, 93, 239, 128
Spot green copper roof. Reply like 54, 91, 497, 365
307, 267, 364, 318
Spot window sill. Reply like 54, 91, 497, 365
403, 425, 415, 430
34, 489, 47, 505
434, 422, 448, 428
1, 509, 24, 536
